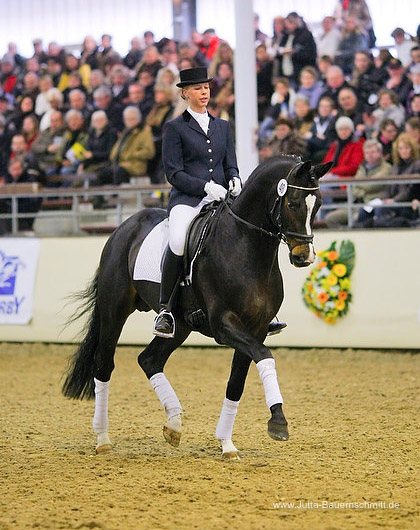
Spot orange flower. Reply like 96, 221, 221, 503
317, 261, 327, 269
328, 251, 339, 261
338, 291, 348, 300
317, 292, 329, 303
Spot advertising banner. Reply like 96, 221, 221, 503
0, 238, 40, 325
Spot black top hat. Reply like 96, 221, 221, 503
176, 67, 213, 88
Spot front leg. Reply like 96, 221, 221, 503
211, 310, 289, 443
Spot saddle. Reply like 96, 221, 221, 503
180, 200, 224, 329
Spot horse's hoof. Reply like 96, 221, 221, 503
163, 425, 181, 447
267, 419, 289, 441
222, 451, 241, 461
96, 444, 112, 454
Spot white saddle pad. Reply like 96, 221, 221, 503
133, 219, 169, 283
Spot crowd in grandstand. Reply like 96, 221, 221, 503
0, 0, 420, 234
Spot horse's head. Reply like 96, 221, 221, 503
273, 159, 332, 267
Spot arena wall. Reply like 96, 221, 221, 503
1, 230, 419, 349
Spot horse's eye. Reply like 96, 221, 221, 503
287, 201, 298, 210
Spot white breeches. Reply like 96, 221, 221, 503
169, 196, 213, 256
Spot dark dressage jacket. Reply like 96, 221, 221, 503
162, 110, 239, 212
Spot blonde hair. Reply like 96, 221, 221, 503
392, 133, 419, 163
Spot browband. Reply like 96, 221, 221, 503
287, 184, 320, 191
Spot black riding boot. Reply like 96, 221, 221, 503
267, 319, 287, 336
153, 247, 184, 338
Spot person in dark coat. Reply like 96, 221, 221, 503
153, 67, 241, 337
276, 12, 317, 87
81, 110, 117, 175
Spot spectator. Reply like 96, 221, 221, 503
1, 55, 18, 96
87, 69, 105, 103
320, 65, 350, 105
25, 57, 41, 76
364, 133, 420, 227
391, 27, 417, 67
334, 15, 367, 75
68, 89, 93, 122
127, 82, 153, 120
258, 77, 296, 143
21, 114, 39, 150
406, 64, 420, 113
58, 53, 90, 94
305, 96, 338, 162
373, 49, 392, 84
0, 158, 42, 234
146, 86, 174, 183
135, 46, 164, 80
256, 44, 273, 121
45, 56, 62, 86
211, 62, 234, 99
266, 16, 286, 61
333, 0, 375, 48
46, 41, 65, 65
322, 116, 364, 178
61, 71, 88, 107
214, 65, 235, 120
178, 41, 207, 68
277, 12, 317, 86
199, 28, 220, 64
337, 87, 364, 130
405, 116, 420, 147
98, 106, 155, 185
376, 118, 399, 163
208, 41, 234, 78
368, 89, 406, 135
55, 109, 88, 178
408, 46, 420, 73
109, 65, 130, 105
385, 58, 413, 108
32, 38, 48, 65
292, 94, 315, 137
327, 139, 391, 228
296, 66, 323, 110
17, 71, 40, 101
259, 116, 307, 162
35, 75, 54, 117
123, 37, 143, 71
30, 109, 65, 177
97, 34, 117, 73
9, 95, 36, 133
350, 50, 384, 110
137, 70, 156, 103
6, 42, 26, 72
93, 85, 124, 132
316, 16, 342, 60
143, 30, 156, 49
80, 36, 99, 70
159, 46, 180, 78
39, 87, 64, 131
80, 110, 117, 176
254, 13, 268, 46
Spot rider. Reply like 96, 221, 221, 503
153, 67, 285, 338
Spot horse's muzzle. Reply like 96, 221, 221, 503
289, 244, 315, 268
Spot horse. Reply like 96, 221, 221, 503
62, 155, 332, 459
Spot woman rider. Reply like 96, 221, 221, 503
153, 67, 284, 338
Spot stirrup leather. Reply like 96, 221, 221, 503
153, 309, 176, 338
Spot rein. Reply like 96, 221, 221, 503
223, 164, 320, 246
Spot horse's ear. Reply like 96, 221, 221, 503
312, 161, 333, 180
295, 160, 312, 177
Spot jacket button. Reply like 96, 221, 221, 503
209, 169, 213, 172
208, 148, 212, 152
207, 139, 211, 143
209, 158, 213, 162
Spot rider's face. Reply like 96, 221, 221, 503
183, 83, 210, 113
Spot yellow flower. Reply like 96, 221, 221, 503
325, 315, 337, 325
335, 299, 345, 311
321, 278, 330, 290
332, 263, 347, 277
327, 274, 338, 286
339, 277, 351, 290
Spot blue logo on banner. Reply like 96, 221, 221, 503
0, 251, 22, 296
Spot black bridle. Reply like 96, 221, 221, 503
224, 163, 320, 248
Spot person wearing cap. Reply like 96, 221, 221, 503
152, 66, 241, 337
385, 58, 413, 109
322, 116, 364, 178
391, 28, 416, 68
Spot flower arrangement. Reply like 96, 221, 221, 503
302, 240, 355, 324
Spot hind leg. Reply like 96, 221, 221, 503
216, 349, 251, 460
138, 321, 191, 447
93, 291, 136, 453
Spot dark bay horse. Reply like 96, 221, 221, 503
62, 155, 332, 459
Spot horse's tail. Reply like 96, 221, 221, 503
62, 269, 101, 400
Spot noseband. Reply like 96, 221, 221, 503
224, 163, 320, 249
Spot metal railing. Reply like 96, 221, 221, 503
1, 175, 419, 236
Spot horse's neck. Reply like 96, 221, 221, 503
231, 182, 275, 235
